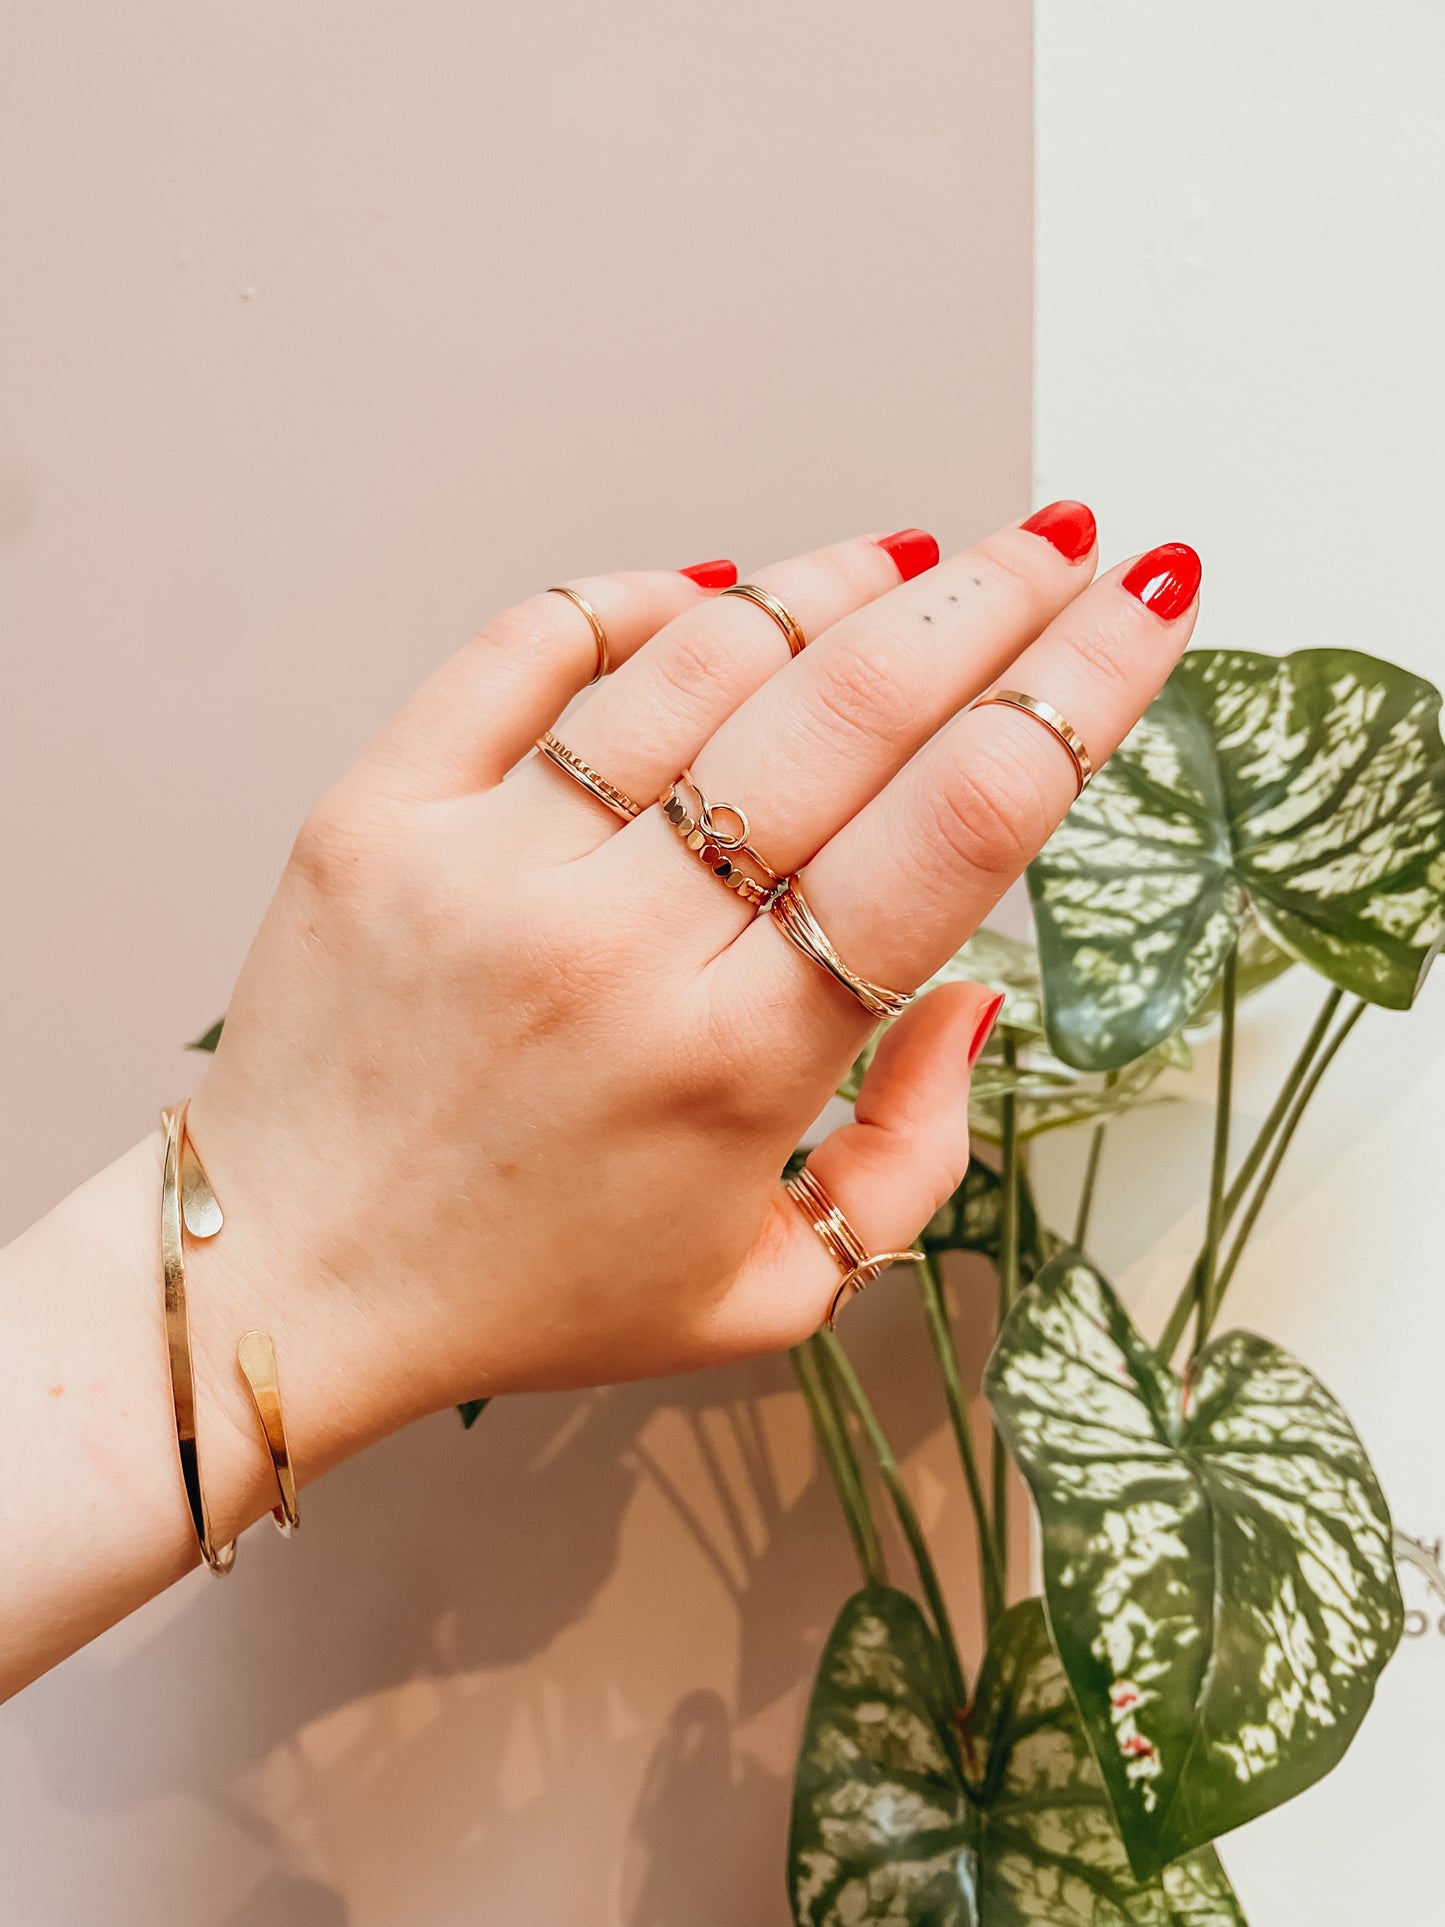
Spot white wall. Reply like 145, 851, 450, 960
1035, 4, 1445, 1918
0, 5, 1032, 1924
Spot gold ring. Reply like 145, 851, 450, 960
661, 771, 781, 908
770, 878, 915, 1020
547, 584, 610, 683
971, 688, 1093, 797
786, 1162, 924, 1327
536, 732, 641, 820
718, 582, 807, 658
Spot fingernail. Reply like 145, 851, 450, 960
680, 559, 738, 590
1021, 499, 1097, 562
968, 992, 1006, 1068
875, 528, 940, 582
1122, 542, 1202, 620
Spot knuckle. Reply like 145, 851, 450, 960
1056, 615, 1136, 703
928, 735, 1055, 882
650, 612, 726, 714
968, 536, 1054, 617
475, 601, 555, 667
808, 636, 915, 749
288, 790, 376, 901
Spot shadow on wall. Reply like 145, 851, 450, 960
7, 1276, 981, 1925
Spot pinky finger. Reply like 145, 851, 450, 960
719, 980, 1004, 1355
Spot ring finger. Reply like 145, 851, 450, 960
508, 530, 940, 855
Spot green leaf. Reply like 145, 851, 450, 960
190, 1019, 224, 1053
1028, 649, 1445, 1069
922, 1155, 1051, 1280
788, 1585, 1246, 1926
984, 1252, 1403, 1878
457, 1398, 490, 1428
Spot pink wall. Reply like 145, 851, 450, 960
0, 5, 1032, 1920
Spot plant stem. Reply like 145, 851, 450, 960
821, 1332, 969, 1709
1157, 985, 1343, 1360
791, 1340, 886, 1587
991, 1034, 1021, 1592
916, 1253, 1005, 1629
1190, 941, 1239, 1356
1072, 1071, 1119, 1251
1200, 996, 1367, 1338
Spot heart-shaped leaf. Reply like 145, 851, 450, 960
1028, 649, 1445, 1069
788, 1585, 1245, 1925
984, 1252, 1403, 1878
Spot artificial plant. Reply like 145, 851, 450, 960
788, 648, 1444, 1925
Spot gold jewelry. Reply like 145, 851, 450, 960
785, 1163, 924, 1327
536, 731, 642, 821
718, 582, 807, 658
237, 1330, 300, 1534
547, 584, 610, 683
971, 688, 1093, 797
769, 878, 915, 1020
660, 771, 781, 908
160, 1103, 299, 1572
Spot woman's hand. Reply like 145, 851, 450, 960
187, 508, 1200, 1474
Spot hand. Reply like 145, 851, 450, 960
187, 510, 1200, 1482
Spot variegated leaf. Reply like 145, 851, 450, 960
1028, 649, 1445, 1069
983, 1254, 1404, 1879
788, 1586, 1246, 1926
921, 1155, 1051, 1282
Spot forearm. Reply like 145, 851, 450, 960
0, 1133, 396, 1698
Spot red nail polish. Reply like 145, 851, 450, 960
680, 559, 738, 590
1021, 499, 1097, 562
875, 529, 940, 582
968, 992, 1006, 1068
1122, 543, 1201, 620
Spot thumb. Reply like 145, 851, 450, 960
724, 979, 1005, 1351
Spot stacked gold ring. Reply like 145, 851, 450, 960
785, 1163, 924, 1328
770, 879, 915, 1020
718, 582, 807, 658
547, 584, 610, 683
660, 771, 781, 908
536, 731, 642, 820
971, 688, 1093, 797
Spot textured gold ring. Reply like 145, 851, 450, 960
786, 1163, 924, 1328
770, 878, 915, 1020
547, 584, 610, 683
718, 582, 807, 658
537, 731, 641, 821
971, 688, 1093, 797
661, 771, 781, 908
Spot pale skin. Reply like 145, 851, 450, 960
0, 509, 1199, 1698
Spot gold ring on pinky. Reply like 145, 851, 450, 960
785, 1163, 924, 1328
718, 582, 807, 658
971, 688, 1094, 797
660, 770, 781, 908
536, 732, 642, 821
770, 878, 915, 1020
547, 585, 610, 683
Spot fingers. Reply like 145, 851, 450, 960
745, 542, 1202, 1027
509, 531, 932, 855
360, 566, 727, 802
636, 504, 1099, 936
714, 982, 1002, 1353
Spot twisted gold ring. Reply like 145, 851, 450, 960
718, 582, 807, 658
536, 732, 641, 821
661, 771, 781, 908
971, 688, 1093, 797
770, 879, 915, 1020
547, 584, 610, 683
786, 1163, 924, 1327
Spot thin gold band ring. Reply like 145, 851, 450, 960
547, 585, 610, 683
971, 688, 1093, 797
785, 1163, 924, 1328
718, 582, 807, 658
536, 732, 642, 820
770, 878, 915, 1021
